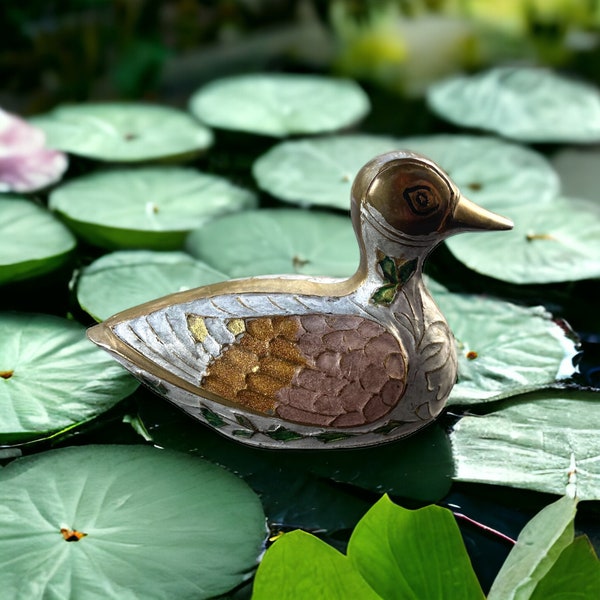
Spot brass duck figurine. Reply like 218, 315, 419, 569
88, 151, 512, 449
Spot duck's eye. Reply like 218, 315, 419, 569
403, 185, 439, 216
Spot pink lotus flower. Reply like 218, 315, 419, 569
0, 109, 68, 193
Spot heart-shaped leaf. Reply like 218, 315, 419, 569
0, 196, 76, 285
76, 250, 226, 321
49, 167, 256, 250
30, 103, 213, 161
190, 74, 370, 137
0, 312, 138, 444
0, 445, 266, 599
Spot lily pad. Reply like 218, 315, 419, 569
190, 74, 370, 137
0, 196, 76, 285
77, 250, 226, 321
551, 146, 600, 200
0, 312, 138, 444
430, 291, 578, 405
0, 444, 266, 599
445, 196, 600, 283
186, 208, 359, 278
450, 391, 600, 500
253, 135, 398, 209
29, 103, 213, 162
49, 167, 256, 250
427, 67, 600, 143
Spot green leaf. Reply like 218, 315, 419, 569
0, 195, 76, 285
397, 257, 418, 284
0, 445, 266, 599
370, 283, 398, 305
76, 250, 226, 321
30, 103, 213, 161
552, 146, 600, 200
378, 256, 398, 283
451, 391, 600, 500
252, 530, 380, 600
348, 496, 484, 600
186, 208, 358, 278
49, 167, 256, 250
0, 312, 138, 444
427, 67, 600, 143
530, 536, 600, 600
189, 74, 370, 137
488, 495, 578, 600
430, 291, 578, 405
445, 196, 600, 283
253, 135, 398, 209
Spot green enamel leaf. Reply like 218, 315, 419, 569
445, 196, 600, 283
253, 530, 380, 600
378, 256, 398, 283
348, 496, 484, 600
370, 284, 398, 305
0, 196, 76, 285
0, 312, 138, 444
427, 67, 600, 142
49, 167, 256, 250
430, 291, 578, 405
76, 250, 226, 321
30, 103, 213, 161
488, 495, 577, 600
189, 74, 370, 137
401, 134, 560, 209
253, 134, 398, 209
186, 208, 358, 278
397, 257, 418, 284
530, 536, 600, 600
0, 445, 266, 599
451, 391, 600, 500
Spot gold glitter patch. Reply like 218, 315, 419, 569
187, 314, 208, 343
226, 318, 246, 336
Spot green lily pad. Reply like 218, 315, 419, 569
451, 391, 600, 500
253, 135, 397, 208
190, 74, 370, 137
0, 312, 138, 444
430, 291, 578, 405
0, 196, 76, 285
427, 67, 600, 143
186, 208, 359, 278
77, 250, 226, 321
551, 146, 600, 199
0, 445, 266, 599
49, 167, 256, 250
445, 196, 600, 283
29, 103, 213, 162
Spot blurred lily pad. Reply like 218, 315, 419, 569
451, 390, 600, 500
430, 291, 578, 405
253, 135, 397, 209
551, 146, 600, 199
49, 167, 256, 250
187, 208, 358, 278
0, 196, 76, 285
190, 74, 370, 137
445, 196, 600, 283
0, 312, 138, 444
30, 103, 213, 162
77, 250, 226, 321
0, 445, 266, 599
427, 67, 600, 143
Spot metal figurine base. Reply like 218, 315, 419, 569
88, 151, 512, 449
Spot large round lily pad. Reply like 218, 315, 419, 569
190, 74, 370, 137
77, 250, 226, 321
0, 444, 266, 599
49, 167, 256, 250
0, 312, 138, 444
29, 103, 213, 162
427, 67, 600, 143
186, 208, 359, 278
431, 291, 578, 405
445, 195, 600, 283
551, 146, 600, 200
0, 196, 76, 285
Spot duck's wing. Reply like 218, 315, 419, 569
88, 291, 407, 429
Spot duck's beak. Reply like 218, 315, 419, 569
446, 194, 513, 234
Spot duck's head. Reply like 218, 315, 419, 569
351, 151, 513, 242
